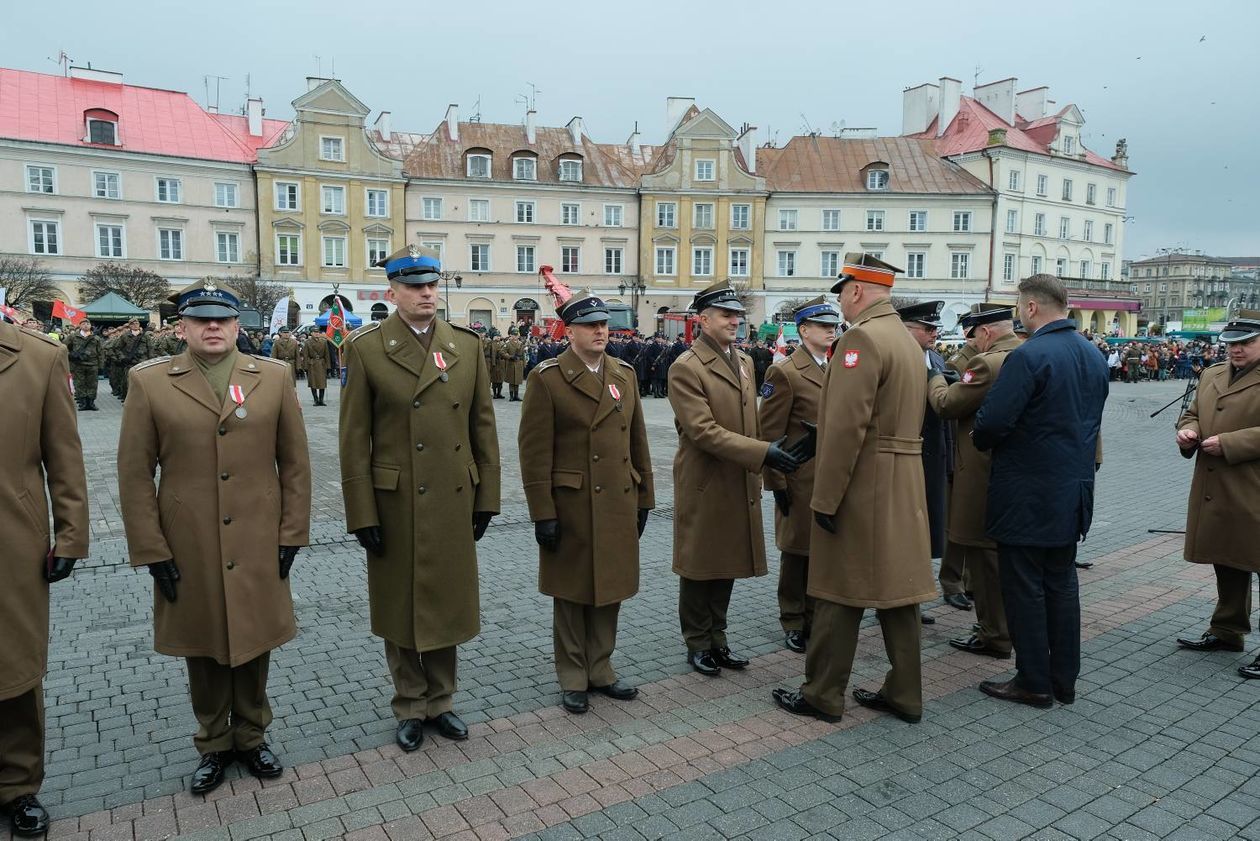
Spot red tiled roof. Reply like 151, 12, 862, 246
756, 135, 991, 194
210, 113, 290, 155
0, 68, 283, 162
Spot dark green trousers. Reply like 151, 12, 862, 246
678, 577, 734, 653
186, 653, 272, 754
778, 552, 815, 633
801, 600, 922, 718
1209, 565, 1256, 647
0, 686, 43, 803
384, 642, 457, 720
554, 600, 620, 691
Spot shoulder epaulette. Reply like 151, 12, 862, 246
19, 327, 61, 346
347, 322, 382, 343
449, 322, 482, 339
534, 358, 560, 372
133, 355, 170, 371
254, 355, 289, 366
1204, 360, 1227, 370
616, 357, 635, 369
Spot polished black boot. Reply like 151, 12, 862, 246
1, 794, 49, 837
310, 389, 319, 405
238, 743, 283, 778
318, 389, 326, 405
190, 751, 234, 794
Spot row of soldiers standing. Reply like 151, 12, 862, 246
268, 326, 334, 406
480, 328, 526, 400
60, 319, 186, 410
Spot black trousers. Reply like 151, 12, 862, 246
997, 543, 1080, 696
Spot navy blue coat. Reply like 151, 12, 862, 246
921, 347, 955, 557
973, 319, 1108, 547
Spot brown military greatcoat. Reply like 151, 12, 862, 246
500, 338, 526, 386
301, 333, 331, 389
759, 349, 825, 555
271, 336, 300, 384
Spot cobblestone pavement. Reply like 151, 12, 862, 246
15, 375, 1260, 841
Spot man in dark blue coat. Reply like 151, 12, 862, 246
972, 274, 1108, 709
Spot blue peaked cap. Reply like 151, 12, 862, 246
378, 245, 442, 283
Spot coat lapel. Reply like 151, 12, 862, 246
167, 352, 223, 415
414, 320, 463, 396
217, 354, 264, 422
795, 349, 824, 387
1221, 363, 1260, 396
559, 348, 604, 403
692, 338, 741, 391
380, 313, 428, 383
0, 323, 19, 375
592, 359, 628, 426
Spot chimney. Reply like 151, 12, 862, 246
974, 77, 1017, 126
444, 104, 459, 141
207, 104, 219, 115
305, 76, 334, 92
666, 96, 696, 132
901, 82, 939, 135
1111, 137, 1129, 169
627, 121, 641, 155
937, 77, 962, 136
525, 109, 536, 144
736, 123, 757, 173
373, 110, 391, 141
566, 116, 585, 146
1015, 86, 1048, 121
247, 97, 264, 137
69, 65, 123, 85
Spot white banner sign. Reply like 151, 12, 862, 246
268, 298, 289, 336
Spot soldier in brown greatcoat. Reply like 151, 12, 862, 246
774, 253, 934, 725
301, 330, 331, 406
501, 327, 527, 401
339, 246, 500, 752
0, 316, 89, 837
118, 281, 312, 795
758, 296, 840, 654
936, 314, 982, 609
1175, 310, 1260, 680
270, 325, 300, 384
668, 280, 805, 677
518, 292, 654, 713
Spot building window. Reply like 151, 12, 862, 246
1062, 135, 1076, 155
866, 210, 884, 231
213, 182, 239, 208
1104, 223, 1114, 245
603, 204, 623, 227
26, 165, 55, 194
692, 247, 713, 277
1055, 257, 1068, 276
366, 189, 389, 217
561, 203, 580, 226
1008, 170, 1020, 191
468, 199, 490, 222
1006, 209, 1018, 234
96, 224, 124, 258
277, 233, 301, 266
1100, 262, 1111, 280
94, 171, 121, 199
604, 247, 623, 275
777, 250, 797, 277
558, 160, 582, 182
656, 202, 676, 228
467, 154, 491, 178
730, 204, 750, 230
515, 201, 536, 223
952, 211, 972, 232
156, 177, 182, 203
275, 182, 299, 211
1003, 253, 1016, 282
320, 136, 345, 162
908, 210, 927, 232
87, 118, 117, 145
1080, 260, 1091, 278
1036, 174, 1048, 196
866, 169, 889, 190
513, 157, 537, 181
905, 252, 925, 279
950, 252, 970, 279
822, 209, 841, 231
1106, 187, 1117, 207
1059, 217, 1070, 239
655, 246, 675, 276
1034, 213, 1046, 236
1031, 255, 1043, 274
560, 246, 580, 273
420, 241, 444, 262
217, 231, 240, 263
322, 236, 347, 268
469, 243, 490, 271
729, 248, 749, 277
367, 237, 390, 267
1086, 183, 1097, 205
694, 159, 715, 181
778, 209, 798, 231
694, 203, 714, 229
29, 220, 60, 255
1061, 179, 1073, 201
820, 250, 840, 278
158, 228, 184, 260
321, 185, 346, 215
1083, 220, 1094, 241
516, 245, 536, 273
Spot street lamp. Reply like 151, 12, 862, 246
440, 270, 463, 322
617, 277, 647, 330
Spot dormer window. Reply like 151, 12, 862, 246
84, 109, 119, 145
558, 158, 582, 182
1062, 135, 1076, 155
466, 152, 491, 178
866, 169, 889, 190
513, 156, 537, 181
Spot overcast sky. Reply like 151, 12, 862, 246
6, 0, 1256, 259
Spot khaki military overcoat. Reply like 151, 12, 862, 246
1178, 361, 1260, 571
339, 314, 501, 652
945, 342, 978, 374
668, 337, 769, 580
0, 323, 89, 700
271, 336, 299, 384
488, 338, 506, 382
927, 333, 1022, 547
501, 338, 526, 385
118, 351, 312, 667
519, 350, 655, 606
301, 334, 331, 389
759, 350, 825, 555
809, 298, 935, 609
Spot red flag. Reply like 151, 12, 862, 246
325, 296, 348, 347
52, 300, 85, 325
0, 304, 18, 322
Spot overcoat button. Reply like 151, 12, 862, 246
455, 443, 462, 451
1205, 495, 1212, 501
416, 443, 424, 451
418, 486, 427, 495
413, 399, 421, 408
226, 561, 235, 570
220, 473, 229, 481
453, 402, 460, 408
223, 516, 232, 524
593, 454, 600, 462
624, 486, 630, 493
218, 426, 227, 435
594, 486, 602, 493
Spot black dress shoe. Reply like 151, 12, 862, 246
852, 688, 922, 723
1053, 689, 1076, 704
590, 680, 638, 700
948, 634, 1012, 659
2, 794, 49, 837
238, 743, 283, 778
562, 691, 589, 713
1074, 560, 1094, 569
1239, 656, 1260, 680
396, 718, 424, 752
771, 688, 841, 723
943, 593, 973, 610
688, 650, 721, 676
1177, 632, 1245, 652
431, 711, 468, 741
784, 631, 807, 653
710, 646, 749, 669
979, 678, 1053, 709
190, 751, 234, 794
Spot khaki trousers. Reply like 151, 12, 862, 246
800, 600, 922, 718
777, 552, 815, 633
678, 577, 734, 653
1209, 565, 1256, 647
939, 539, 967, 596
968, 545, 1011, 653
186, 654, 272, 755
0, 686, 43, 803
384, 642, 457, 720
553, 600, 620, 691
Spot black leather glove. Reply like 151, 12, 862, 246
149, 560, 180, 602
764, 435, 802, 474
473, 511, 494, 541
535, 519, 560, 551
279, 546, 299, 579
814, 512, 837, 534
942, 369, 961, 385
786, 420, 817, 463
354, 526, 384, 557
637, 508, 650, 538
45, 556, 77, 583
773, 488, 791, 517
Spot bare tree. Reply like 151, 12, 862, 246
775, 297, 812, 319
78, 263, 172, 310
215, 274, 290, 319
0, 257, 61, 309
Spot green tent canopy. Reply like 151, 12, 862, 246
80, 292, 150, 319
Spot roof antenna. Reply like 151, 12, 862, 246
973, 64, 984, 92
470, 95, 482, 123
527, 82, 541, 110
47, 51, 73, 76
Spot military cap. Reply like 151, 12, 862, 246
278, 325, 291, 334
959, 303, 1015, 331
896, 300, 945, 328
691, 280, 744, 313
170, 279, 240, 319
375, 244, 441, 284
830, 252, 902, 292
1219, 309, 1260, 343
792, 295, 842, 326
557, 291, 611, 325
